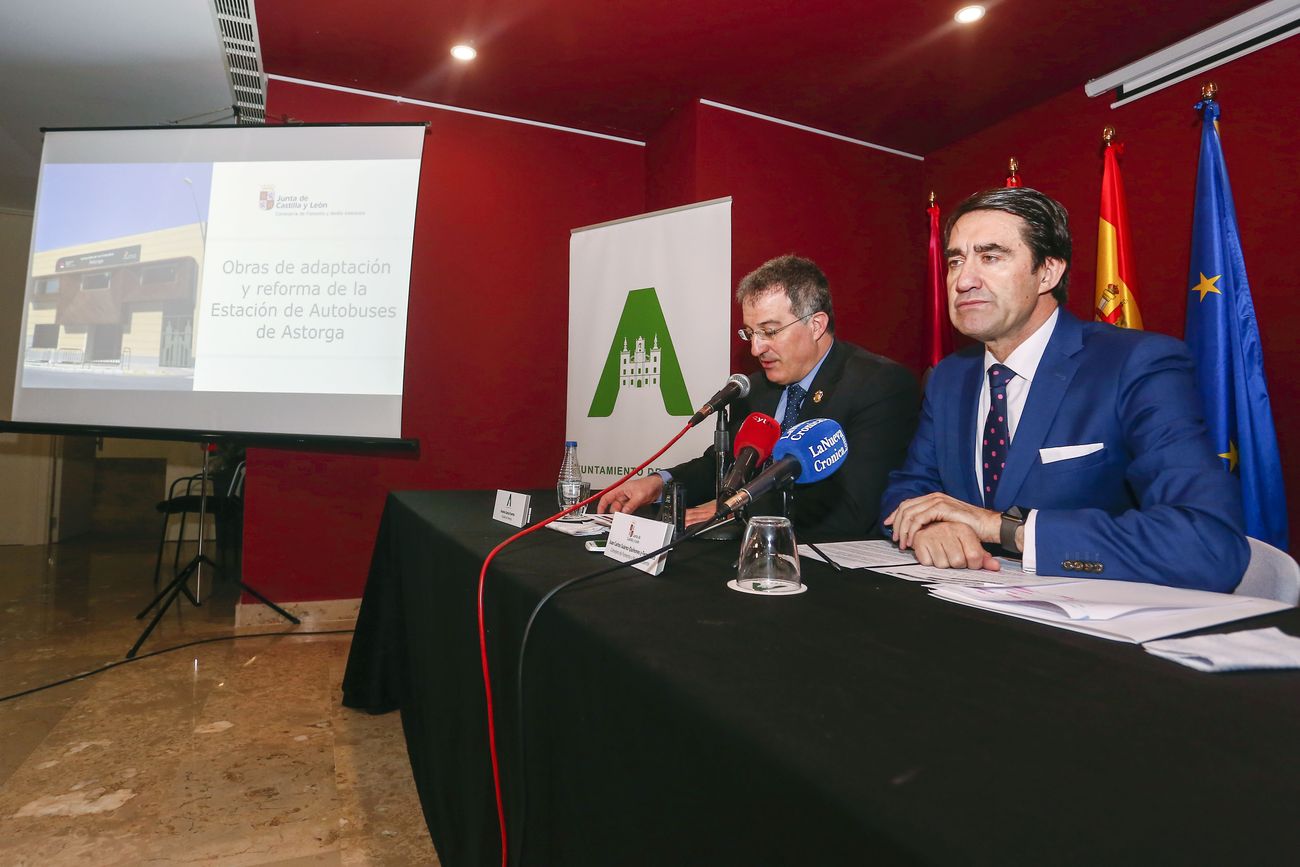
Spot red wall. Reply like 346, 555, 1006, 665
246, 88, 927, 603
923, 36, 1300, 549
648, 101, 928, 374
244, 80, 646, 601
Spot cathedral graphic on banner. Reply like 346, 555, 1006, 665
587, 286, 692, 418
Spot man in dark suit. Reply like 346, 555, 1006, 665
881, 187, 1248, 591
598, 254, 918, 541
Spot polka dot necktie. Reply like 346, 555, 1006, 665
982, 364, 1014, 508
781, 384, 807, 432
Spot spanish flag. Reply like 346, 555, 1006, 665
1094, 139, 1143, 329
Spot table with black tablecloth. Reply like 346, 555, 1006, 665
342, 490, 1300, 867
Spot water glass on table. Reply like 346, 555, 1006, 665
557, 480, 592, 517
736, 516, 802, 593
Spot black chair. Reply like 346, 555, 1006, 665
152, 460, 245, 589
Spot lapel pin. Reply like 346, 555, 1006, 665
812, 390, 824, 404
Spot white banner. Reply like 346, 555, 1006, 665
567, 199, 731, 490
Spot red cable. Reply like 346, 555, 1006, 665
477, 423, 693, 867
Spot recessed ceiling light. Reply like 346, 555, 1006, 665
451, 44, 477, 61
954, 5, 986, 24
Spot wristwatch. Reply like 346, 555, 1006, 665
1000, 506, 1028, 554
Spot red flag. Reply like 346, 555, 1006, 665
1095, 140, 1143, 329
926, 198, 953, 368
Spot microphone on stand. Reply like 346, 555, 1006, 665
718, 412, 780, 501
719, 418, 848, 516
689, 374, 752, 427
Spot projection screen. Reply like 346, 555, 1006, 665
11, 123, 424, 441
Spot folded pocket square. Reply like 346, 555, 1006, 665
1039, 443, 1104, 464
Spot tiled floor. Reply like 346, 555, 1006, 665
0, 536, 438, 865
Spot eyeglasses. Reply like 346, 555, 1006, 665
737, 312, 816, 343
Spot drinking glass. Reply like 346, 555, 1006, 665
735, 516, 801, 592
557, 480, 592, 517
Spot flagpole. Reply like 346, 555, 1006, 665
1005, 157, 1021, 188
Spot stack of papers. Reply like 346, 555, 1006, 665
798, 539, 917, 569
927, 580, 1291, 643
797, 539, 1293, 644
797, 540, 1065, 587
1143, 628, 1300, 671
546, 513, 612, 537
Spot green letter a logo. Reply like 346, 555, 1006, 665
587, 287, 692, 417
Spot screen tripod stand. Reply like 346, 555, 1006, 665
128, 445, 299, 658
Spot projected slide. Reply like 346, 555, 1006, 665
12, 125, 423, 439
24, 162, 214, 388
196, 159, 416, 394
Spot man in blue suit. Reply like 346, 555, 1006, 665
881, 187, 1247, 591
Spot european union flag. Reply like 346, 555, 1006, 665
1185, 96, 1288, 550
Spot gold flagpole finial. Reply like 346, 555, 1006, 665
1102, 125, 1116, 145
1201, 81, 1218, 100
928, 190, 936, 207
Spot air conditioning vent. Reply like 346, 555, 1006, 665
213, 0, 252, 16
234, 87, 265, 107
228, 53, 258, 73
209, 0, 266, 124
218, 18, 254, 44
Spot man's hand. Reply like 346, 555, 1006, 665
683, 503, 718, 526
910, 523, 1000, 571
597, 474, 664, 515
884, 492, 1000, 551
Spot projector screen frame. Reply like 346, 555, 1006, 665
39, 121, 431, 135
0, 420, 419, 452
13, 121, 428, 445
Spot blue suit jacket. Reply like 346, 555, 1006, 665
881, 310, 1248, 591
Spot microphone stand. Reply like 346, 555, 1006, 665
696, 407, 743, 540
713, 406, 729, 495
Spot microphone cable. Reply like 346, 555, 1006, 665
477, 421, 694, 867
0, 628, 355, 705
509, 511, 733, 867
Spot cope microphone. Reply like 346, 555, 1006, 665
718, 412, 781, 501
689, 374, 752, 427
719, 418, 848, 515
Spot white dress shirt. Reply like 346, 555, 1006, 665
974, 308, 1059, 572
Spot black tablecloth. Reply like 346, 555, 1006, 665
343, 490, 1300, 866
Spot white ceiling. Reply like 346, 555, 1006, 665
0, 0, 232, 212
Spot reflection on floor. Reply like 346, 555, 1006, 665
0, 536, 438, 865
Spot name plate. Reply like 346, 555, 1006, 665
604, 512, 675, 576
492, 490, 532, 527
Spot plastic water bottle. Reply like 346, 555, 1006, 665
557, 441, 587, 514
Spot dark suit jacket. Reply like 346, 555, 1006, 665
668, 339, 919, 541
880, 310, 1248, 591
